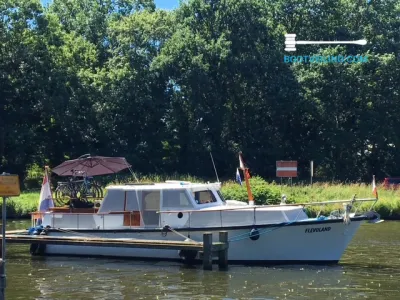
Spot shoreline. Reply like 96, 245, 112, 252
3, 184, 400, 220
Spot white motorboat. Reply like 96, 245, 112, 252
30, 179, 381, 264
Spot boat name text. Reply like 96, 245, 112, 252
305, 227, 331, 233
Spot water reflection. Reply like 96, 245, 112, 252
22, 258, 233, 299
5, 220, 400, 299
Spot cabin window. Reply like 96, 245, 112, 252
217, 190, 225, 203
125, 191, 140, 211
141, 190, 160, 226
98, 189, 124, 213
162, 190, 193, 209
142, 191, 159, 209
194, 190, 217, 204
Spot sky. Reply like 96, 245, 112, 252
41, 0, 180, 10
154, 0, 180, 9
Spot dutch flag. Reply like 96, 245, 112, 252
38, 167, 54, 212
236, 168, 242, 186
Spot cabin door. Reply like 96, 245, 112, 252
141, 190, 161, 227
124, 191, 141, 226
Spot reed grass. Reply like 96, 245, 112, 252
275, 182, 400, 219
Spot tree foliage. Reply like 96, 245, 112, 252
0, 0, 399, 184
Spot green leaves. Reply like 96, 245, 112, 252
0, 0, 399, 183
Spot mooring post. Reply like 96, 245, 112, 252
0, 259, 4, 300
202, 232, 213, 271
218, 231, 228, 270
0, 196, 7, 300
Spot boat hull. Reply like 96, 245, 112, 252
41, 218, 363, 264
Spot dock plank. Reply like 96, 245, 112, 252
1, 230, 27, 235
1, 230, 229, 270
0, 234, 227, 251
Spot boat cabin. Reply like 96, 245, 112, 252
36, 181, 232, 229
98, 181, 225, 227
35, 181, 308, 230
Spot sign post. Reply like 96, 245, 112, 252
276, 161, 298, 188
276, 161, 298, 177
0, 173, 20, 300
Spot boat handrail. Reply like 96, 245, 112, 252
124, 183, 155, 185
30, 198, 377, 216
156, 198, 378, 214
288, 198, 377, 206
157, 205, 305, 214
30, 210, 140, 215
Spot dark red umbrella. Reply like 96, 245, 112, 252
51, 155, 132, 176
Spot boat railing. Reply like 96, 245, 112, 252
287, 197, 377, 207
31, 211, 142, 230
156, 197, 378, 214
157, 196, 379, 229
30, 197, 378, 229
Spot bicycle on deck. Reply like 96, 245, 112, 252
54, 170, 103, 206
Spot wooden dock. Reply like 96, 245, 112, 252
0, 231, 228, 270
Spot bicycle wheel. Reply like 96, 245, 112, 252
83, 181, 100, 199
91, 182, 103, 198
87, 184, 100, 199
54, 184, 72, 206
76, 184, 89, 201
69, 180, 82, 199
95, 184, 103, 198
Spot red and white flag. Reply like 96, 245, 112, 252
38, 167, 54, 212
239, 153, 246, 170
372, 175, 378, 198
238, 153, 251, 179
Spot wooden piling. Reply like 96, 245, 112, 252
218, 231, 228, 270
202, 232, 213, 270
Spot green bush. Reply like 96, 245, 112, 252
24, 163, 43, 189
221, 176, 283, 205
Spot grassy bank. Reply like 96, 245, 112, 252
222, 178, 400, 219
1, 192, 39, 218
4, 176, 400, 219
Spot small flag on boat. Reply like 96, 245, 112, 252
236, 168, 242, 186
372, 175, 378, 198
239, 152, 246, 170
38, 167, 54, 212
237, 152, 254, 205
238, 152, 251, 179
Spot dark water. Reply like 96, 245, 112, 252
4, 220, 400, 299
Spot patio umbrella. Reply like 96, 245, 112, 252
51, 155, 132, 176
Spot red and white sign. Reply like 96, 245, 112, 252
276, 161, 297, 177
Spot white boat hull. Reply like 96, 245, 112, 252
41, 219, 363, 263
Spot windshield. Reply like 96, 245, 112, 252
217, 190, 226, 203
192, 190, 218, 204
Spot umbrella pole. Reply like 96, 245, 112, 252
127, 165, 138, 182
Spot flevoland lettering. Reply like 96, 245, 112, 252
305, 227, 331, 233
